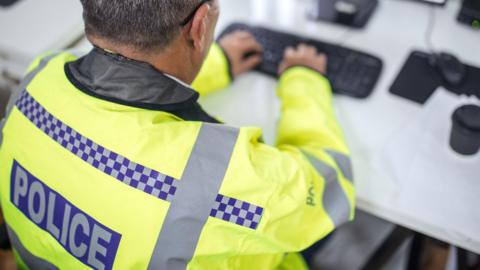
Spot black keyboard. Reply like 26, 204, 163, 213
219, 23, 383, 98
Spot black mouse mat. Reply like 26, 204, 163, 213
390, 50, 480, 104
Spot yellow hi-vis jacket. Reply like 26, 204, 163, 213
0, 43, 355, 270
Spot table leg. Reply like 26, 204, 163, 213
407, 233, 425, 270
360, 226, 413, 270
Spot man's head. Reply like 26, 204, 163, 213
80, 0, 220, 83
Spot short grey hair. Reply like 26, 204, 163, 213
80, 0, 202, 51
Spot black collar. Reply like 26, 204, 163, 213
65, 48, 219, 123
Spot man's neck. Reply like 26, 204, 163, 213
89, 36, 195, 84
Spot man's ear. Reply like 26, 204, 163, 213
187, 4, 211, 52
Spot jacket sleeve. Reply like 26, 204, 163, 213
241, 67, 355, 252
191, 43, 232, 96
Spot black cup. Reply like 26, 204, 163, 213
450, 104, 480, 156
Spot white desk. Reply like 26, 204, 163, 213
0, 0, 83, 78
68, 0, 480, 255
199, 0, 480, 254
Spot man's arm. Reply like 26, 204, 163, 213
276, 45, 354, 226
276, 45, 351, 160
237, 45, 354, 252
192, 43, 232, 96
192, 31, 262, 96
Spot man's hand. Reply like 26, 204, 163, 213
218, 31, 262, 78
278, 44, 327, 75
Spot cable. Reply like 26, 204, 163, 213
425, 5, 437, 54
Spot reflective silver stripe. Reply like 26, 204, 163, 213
0, 53, 60, 147
6, 224, 59, 270
326, 150, 353, 182
303, 151, 351, 227
147, 123, 239, 270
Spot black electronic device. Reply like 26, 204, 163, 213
218, 23, 383, 98
335, 1, 359, 25
428, 52, 467, 86
450, 104, 480, 156
0, 0, 19, 7
457, 0, 480, 29
311, 0, 379, 28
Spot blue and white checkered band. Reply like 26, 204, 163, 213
210, 194, 263, 230
15, 91, 264, 230
15, 91, 178, 202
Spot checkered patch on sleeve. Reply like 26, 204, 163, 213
210, 194, 264, 230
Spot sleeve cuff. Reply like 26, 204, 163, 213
280, 66, 328, 82
216, 44, 234, 82
278, 66, 332, 96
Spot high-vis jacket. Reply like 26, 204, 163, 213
0, 43, 355, 270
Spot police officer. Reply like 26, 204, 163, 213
0, 0, 355, 269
